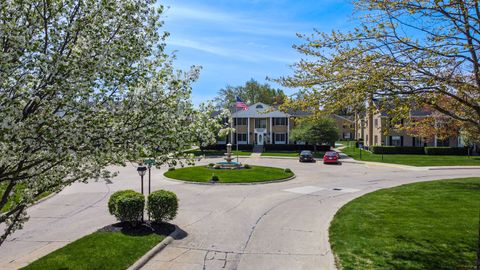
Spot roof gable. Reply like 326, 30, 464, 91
232, 102, 291, 118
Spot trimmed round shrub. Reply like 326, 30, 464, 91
108, 190, 137, 216
108, 190, 145, 224
211, 174, 219, 182
208, 163, 215, 167
243, 164, 251, 169
147, 190, 178, 223
284, 168, 292, 173
168, 167, 176, 171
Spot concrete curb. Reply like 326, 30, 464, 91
28, 191, 59, 208
127, 225, 181, 270
338, 158, 480, 170
163, 174, 297, 186
428, 166, 480, 170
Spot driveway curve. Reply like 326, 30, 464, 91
0, 157, 479, 270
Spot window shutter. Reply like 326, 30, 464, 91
389, 136, 392, 146
272, 132, 275, 144
412, 137, 415, 146
272, 118, 275, 126
400, 136, 404, 146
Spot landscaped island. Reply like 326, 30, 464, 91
329, 177, 480, 270
164, 165, 294, 183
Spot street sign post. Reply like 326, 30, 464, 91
143, 158, 156, 221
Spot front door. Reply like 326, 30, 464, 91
257, 133, 264, 145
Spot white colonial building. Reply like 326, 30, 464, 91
218, 102, 310, 146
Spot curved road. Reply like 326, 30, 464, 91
0, 156, 478, 270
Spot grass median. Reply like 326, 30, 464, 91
338, 143, 480, 166
329, 177, 480, 270
164, 165, 294, 183
22, 223, 174, 270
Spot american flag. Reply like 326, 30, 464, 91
235, 96, 249, 110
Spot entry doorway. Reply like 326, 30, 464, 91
256, 133, 264, 145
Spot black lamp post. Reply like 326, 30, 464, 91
137, 165, 147, 222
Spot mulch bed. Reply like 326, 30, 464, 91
98, 221, 175, 236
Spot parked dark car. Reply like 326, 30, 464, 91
299, 150, 314, 162
323, 151, 340, 164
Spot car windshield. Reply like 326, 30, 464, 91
300, 151, 312, 155
325, 152, 337, 156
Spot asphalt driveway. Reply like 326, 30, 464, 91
0, 157, 478, 270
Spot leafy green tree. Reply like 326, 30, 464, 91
290, 117, 339, 151
278, 0, 480, 138
214, 79, 286, 108
0, 0, 221, 244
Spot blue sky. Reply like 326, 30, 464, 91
161, 0, 354, 105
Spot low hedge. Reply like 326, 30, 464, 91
147, 190, 178, 223
425, 147, 468, 155
264, 144, 331, 152
109, 190, 145, 224
370, 146, 468, 155
371, 146, 425, 155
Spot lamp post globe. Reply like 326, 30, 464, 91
137, 165, 147, 177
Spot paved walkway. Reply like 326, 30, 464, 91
0, 158, 479, 269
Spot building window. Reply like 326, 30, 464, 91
273, 117, 287, 126
275, 133, 286, 144
237, 133, 247, 142
235, 118, 247, 126
412, 137, 423, 147
391, 136, 402, 146
255, 118, 267, 128
374, 135, 378, 145
374, 119, 378, 128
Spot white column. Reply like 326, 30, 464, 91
230, 117, 234, 144
287, 117, 290, 144
247, 117, 250, 144
270, 118, 273, 144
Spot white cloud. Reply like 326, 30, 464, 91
163, 4, 308, 37
168, 37, 296, 64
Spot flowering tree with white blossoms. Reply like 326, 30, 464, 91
0, 0, 222, 245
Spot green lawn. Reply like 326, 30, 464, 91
186, 150, 251, 157
22, 225, 172, 270
261, 151, 326, 158
338, 143, 480, 166
330, 177, 480, 270
164, 165, 293, 183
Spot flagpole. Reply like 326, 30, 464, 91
236, 105, 239, 163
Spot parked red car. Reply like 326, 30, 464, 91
323, 151, 340, 164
